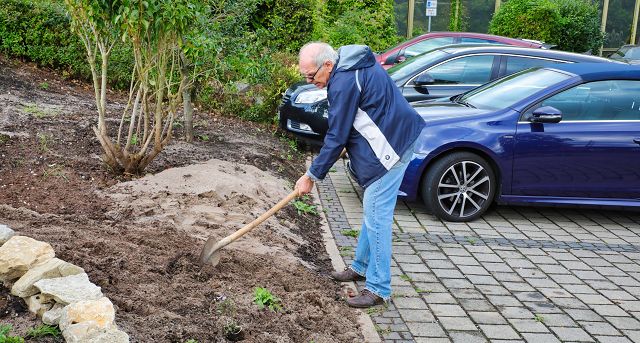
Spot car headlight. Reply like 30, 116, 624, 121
294, 89, 327, 104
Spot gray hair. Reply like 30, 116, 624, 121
299, 42, 338, 67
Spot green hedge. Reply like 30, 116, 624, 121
0, 0, 132, 89
489, 0, 603, 53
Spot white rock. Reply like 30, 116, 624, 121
25, 294, 53, 316
34, 273, 102, 305
59, 297, 115, 332
63, 326, 129, 343
12, 258, 84, 297
0, 236, 55, 283
42, 303, 65, 325
0, 224, 14, 245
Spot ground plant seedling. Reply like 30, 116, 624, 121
399, 274, 412, 282
0, 324, 24, 343
466, 236, 478, 245
38, 82, 49, 90
42, 163, 68, 181
253, 287, 282, 312
339, 246, 353, 257
534, 314, 545, 323
37, 133, 51, 152
292, 196, 318, 216
223, 319, 244, 341
341, 229, 360, 238
26, 324, 61, 338
414, 287, 432, 294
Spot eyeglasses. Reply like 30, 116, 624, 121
303, 64, 323, 82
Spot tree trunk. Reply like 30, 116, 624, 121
180, 52, 194, 142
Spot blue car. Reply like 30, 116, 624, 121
400, 63, 640, 222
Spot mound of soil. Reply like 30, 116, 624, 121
0, 56, 362, 342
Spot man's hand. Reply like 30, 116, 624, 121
295, 174, 315, 195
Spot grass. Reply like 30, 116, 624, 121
23, 103, 57, 119
26, 324, 60, 338
39, 82, 49, 90
414, 287, 432, 294
340, 229, 360, 238
253, 287, 282, 312
534, 314, 545, 323
466, 236, 478, 245
366, 303, 388, 316
374, 324, 392, 335
0, 324, 24, 343
399, 274, 412, 282
42, 163, 68, 182
37, 133, 51, 152
292, 196, 318, 216
339, 246, 353, 257
0, 134, 9, 144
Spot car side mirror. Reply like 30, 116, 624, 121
414, 73, 435, 86
385, 51, 400, 65
530, 106, 562, 123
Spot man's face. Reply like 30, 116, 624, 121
299, 57, 332, 89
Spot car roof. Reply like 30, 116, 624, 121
439, 45, 612, 62
402, 31, 542, 47
545, 62, 640, 81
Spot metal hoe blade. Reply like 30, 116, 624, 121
199, 236, 223, 267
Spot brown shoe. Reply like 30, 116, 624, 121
347, 289, 385, 308
330, 268, 365, 282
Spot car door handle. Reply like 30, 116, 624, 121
634, 138, 640, 145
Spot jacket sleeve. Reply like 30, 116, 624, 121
307, 71, 360, 181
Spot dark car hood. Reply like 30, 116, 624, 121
414, 102, 492, 123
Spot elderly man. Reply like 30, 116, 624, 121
294, 42, 426, 308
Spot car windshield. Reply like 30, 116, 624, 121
610, 46, 631, 60
457, 68, 572, 110
388, 50, 448, 82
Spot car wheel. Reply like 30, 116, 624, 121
421, 152, 496, 222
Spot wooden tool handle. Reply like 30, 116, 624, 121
215, 189, 300, 249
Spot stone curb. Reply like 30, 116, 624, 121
307, 157, 382, 343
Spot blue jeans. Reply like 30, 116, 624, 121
350, 141, 416, 300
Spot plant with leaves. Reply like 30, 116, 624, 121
65, 0, 207, 174
253, 287, 282, 312
0, 324, 24, 343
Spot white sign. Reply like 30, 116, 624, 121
426, 0, 437, 8
426, 8, 437, 16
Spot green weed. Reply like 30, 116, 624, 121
466, 237, 478, 245
399, 274, 412, 282
534, 314, 545, 323
198, 134, 210, 142
339, 246, 353, 257
374, 324, 392, 335
39, 82, 49, 90
292, 196, 317, 216
253, 287, 282, 312
216, 298, 235, 316
414, 287, 432, 294
0, 134, 9, 144
223, 319, 242, 339
37, 133, 51, 152
341, 229, 360, 238
329, 167, 337, 173
129, 133, 138, 146
26, 324, 60, 338
42, 164, 67, 181
23, 104, 56, 119
0, 324, 24, 343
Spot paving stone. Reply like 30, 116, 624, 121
582, 321, 621, 336
593, 336, 632, 343
487, 295, 523, 307
521, 333, 561, 343
422, 292, 457, 304
607, 316, 640, 330
500, 307, 535, 320
430, 304, 467, 317
592, 304, 630, 317
549, 327, 594, 342
565, 309, 604, 322
438, 316, 477, 331
575, 293, 614, 305
538, 313, 578, 327
460, 299, 494, 312
398, 309, 435, 322
393, 297, 428, 310
406, 322, 446, 337
479, 325, 520, 339
507, 319, 549, 333
450, 331, 487, 343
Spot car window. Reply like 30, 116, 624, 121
388, 50, 448, 82
531, 80, 640, 121
627, 47, 640, 59
460, 68, 572, 110
405, 37, 455, 57
460, 37, 500, 44
505, 56, 562, 75
420, 55, 494, 85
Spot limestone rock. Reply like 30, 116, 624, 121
12, 258, 84, 297
25, 294, 53, 316
59, 297, 115, 332
63, 326, 129, 343
0, 224, 14, 245
34, 273, 103, 305
42, 303, 65, 325
0, 236, 55, 282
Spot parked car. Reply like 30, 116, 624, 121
609, 44, 640, 64
376, 32, 547, 70
279, 45, 614, 144
397, 63, 640, 222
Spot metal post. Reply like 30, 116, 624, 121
495, 0, 501, 14
600, 0, 610, 55
631, 0, 640, 44
428, 17, 432, 33
408, 0, 415, 39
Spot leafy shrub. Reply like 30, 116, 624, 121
489, 0, 603, 53
0, 0, 132, 89
314, 0, 400, 52
249, 0, 317, 52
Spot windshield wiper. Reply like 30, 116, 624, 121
454, 98, 476, 108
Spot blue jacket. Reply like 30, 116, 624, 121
307, 45, 426, 188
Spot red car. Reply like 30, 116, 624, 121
376, 32, 546, 69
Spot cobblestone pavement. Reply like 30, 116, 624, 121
317, 159, 640, 343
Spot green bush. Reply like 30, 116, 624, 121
250, 0, 317, 52
0, 0, 132, 89
314, 0, 400, 52
489, 0, 603, 53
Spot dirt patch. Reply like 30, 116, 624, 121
0, 55, 362, 342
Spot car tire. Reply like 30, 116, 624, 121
421, 152, 496, 222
